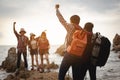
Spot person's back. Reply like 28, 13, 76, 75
79, 22, 96, 80
82, 22, 93, 63
55, 4, 84, 80
56, 4, 82, 48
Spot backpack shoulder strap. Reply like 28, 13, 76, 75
72, 24, 82, 30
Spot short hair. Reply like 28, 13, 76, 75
70, 15, 80, 24
84, 22, 94, 32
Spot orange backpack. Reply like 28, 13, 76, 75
67, 29, 88, 56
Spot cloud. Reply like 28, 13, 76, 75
0, 32, 3, 38
0, 0, 120, 45
81, 0, 120, 12
0, 0, 23, 17
55, 0, 120, 13
0, 0, 50, 17
0, 0, 119, 18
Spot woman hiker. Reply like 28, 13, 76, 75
38, 31, 50, 73
28, 33, 39, 71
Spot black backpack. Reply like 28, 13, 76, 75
91, 32, 111, 67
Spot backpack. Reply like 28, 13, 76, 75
67, 29, 89, 56
91, 32, 111, 67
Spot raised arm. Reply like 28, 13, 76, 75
13, 22, 19, 37
55, 4, 69, 31
13, 22, 16, 32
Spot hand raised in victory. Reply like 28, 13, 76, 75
55, 4, 59, 9
13, 22, 16, 25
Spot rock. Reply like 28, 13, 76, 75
0, 65, 2, 70
55, 44, 66, 56
1, 47, 25, 73
118, 54, 120, 59
19, 70, 30, 79
113, 34, 120, 47
2, 47, 72, 80
21, 71, 72, 80
4, 74, 14, 80
4, 74, 21, 80
44, 62, 59, 69
112, 45, 120, 52
1, 47, 17, 72
4, 70, 30, 80
112, 34, 120, 52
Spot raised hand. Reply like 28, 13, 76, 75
13, 22, 16, 25
55, 4, 59, 9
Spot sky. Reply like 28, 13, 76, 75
0, 0, 120, 45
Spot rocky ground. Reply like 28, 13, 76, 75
3, 70, 71, 80
0, 47, 71, 80
0, 44, 120, 80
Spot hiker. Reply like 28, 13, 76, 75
28, 33, 39, 71
55, 4, 83, 80
79, 22, 96, 80
13, 22, 29, 73
38, 31, 50, 73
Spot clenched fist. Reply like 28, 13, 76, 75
55, 4, 59, 9
13, 22, 16, 25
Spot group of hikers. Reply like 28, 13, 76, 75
55, 4, 96, 80
56, 4, 110, 80
13, 4, 111, 80
13, 22, 50, 74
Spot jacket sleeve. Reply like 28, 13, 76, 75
56, 9, 69, 32
13, 23, 19, 39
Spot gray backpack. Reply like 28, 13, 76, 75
91, 32, 111, 67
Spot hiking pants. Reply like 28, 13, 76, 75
79, 62, 96, 80
58, 52, 82, 80
17, 51, 28, 69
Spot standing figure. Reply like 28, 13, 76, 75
29, 33, 39, 71
38, 31, 50, 73
55, 4, 83, 80
13, 22, 28, 74
79, 22, 95, 80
